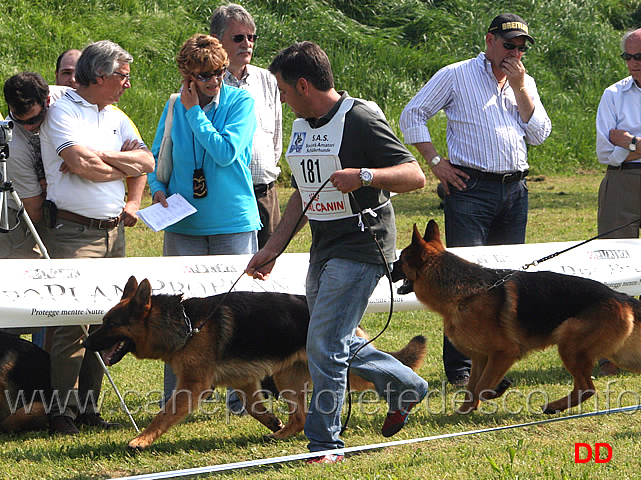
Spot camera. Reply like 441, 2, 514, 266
0, 120, 13, 146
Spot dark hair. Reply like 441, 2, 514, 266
210, 4, 255, 37
3, 72, 49, 116
268, 41, 334, 91
75, 40, 133, 87
55, 49, 82, 73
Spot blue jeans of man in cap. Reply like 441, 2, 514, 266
442, 176, 528, 380
304, 257, 429, 452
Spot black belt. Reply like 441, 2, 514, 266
253, 181, 275, 196
607, 163, 641, 170
456, 166, 528, 183
57, 209, 122, 230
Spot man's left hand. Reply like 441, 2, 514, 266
121, 202, 139, 227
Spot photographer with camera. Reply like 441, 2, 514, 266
0, 72, 68, 259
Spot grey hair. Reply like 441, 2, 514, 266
209, 4, 255, 37
621, 28, 641, 51
75, 40, 133, 87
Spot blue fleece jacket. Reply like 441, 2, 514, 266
148, 82, 260, 235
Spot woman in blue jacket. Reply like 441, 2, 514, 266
148, 34, 259, 255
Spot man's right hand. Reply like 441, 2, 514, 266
431, 158, 469, 195
245, 248, 279, 281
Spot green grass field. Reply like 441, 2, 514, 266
5, 174, 641, 479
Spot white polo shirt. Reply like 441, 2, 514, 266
40, 90, 145, 219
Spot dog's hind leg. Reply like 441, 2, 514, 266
269, 361, 310, 439
234, 381, 285, 435
543, 349, 596, 414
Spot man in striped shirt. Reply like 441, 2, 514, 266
400, 13, 551, 386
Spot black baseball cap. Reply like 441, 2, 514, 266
488, 13, 534, 44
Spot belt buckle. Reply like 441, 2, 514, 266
97, 217, 116, 230
501, 173, 512, 183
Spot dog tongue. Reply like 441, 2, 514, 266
101, 343, 121, 366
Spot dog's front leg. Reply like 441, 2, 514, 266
128, 386, 202, 451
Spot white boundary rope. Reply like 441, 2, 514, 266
112, 404, 641, 479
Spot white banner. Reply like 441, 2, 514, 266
1, 238, 641, 328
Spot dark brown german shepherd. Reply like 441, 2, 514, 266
84, 276, 426, 450
0, 331, 51, 432
397, 220, 641, 415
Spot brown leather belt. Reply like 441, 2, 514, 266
57, 209, 122, 230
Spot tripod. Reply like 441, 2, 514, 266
0, 121, 139, 431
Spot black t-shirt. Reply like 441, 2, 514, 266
292, 92, 416, 265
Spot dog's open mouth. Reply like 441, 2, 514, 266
100, 338, 135, 366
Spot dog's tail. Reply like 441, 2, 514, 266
387, 335, 428, 372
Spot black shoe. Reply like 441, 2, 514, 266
396, 278, 414, 295
77, 413, 121, 430
448, 374, 470, 387
49, 415, 80, 435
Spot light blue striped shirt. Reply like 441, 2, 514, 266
400, 52, 551, 173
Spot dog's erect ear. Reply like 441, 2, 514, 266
133, 279, 153, 309
423, 220, 442, 244
412, 224, 423, 246
122, 276, 139, 300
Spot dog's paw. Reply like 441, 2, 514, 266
455, 403, 477, 415
541, 405, 562, 415
128, 437, 152, 451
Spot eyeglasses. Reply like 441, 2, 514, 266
230, 34, 258, 43
9, 108, 46, 126
112, 71, 131, 82
621, 52, 641, 61
502, 41, 529, 52
194, 68, 226, 82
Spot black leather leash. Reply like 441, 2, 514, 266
490, 216, 641, 290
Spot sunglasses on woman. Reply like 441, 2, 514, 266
194, 68, 227, 82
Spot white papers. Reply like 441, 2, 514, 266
137, 193, 196, 232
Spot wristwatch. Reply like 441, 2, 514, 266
360, 168, 374, 187
430, 155, 442, 167
629, 136, 638, 152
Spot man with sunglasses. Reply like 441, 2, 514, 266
400, 13, 551, 387
0, 72, 68, 259
210, 4, 282, 250
595, 28, 641, 376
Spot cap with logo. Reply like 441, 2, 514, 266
488, 13, 534, 44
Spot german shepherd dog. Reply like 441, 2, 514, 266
397, 220, 641, 415
0, 331, 51, 432
84, 276, 426, 450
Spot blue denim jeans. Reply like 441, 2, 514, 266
442, 176, 528, 378
304, 258, 429, 452
444, 177, 528, 247
163, 230, 258, 405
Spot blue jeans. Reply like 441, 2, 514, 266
442, 177, 528, 378
163, 230, 258, 405
304, 258, 429, 452
444, 177, 528, 247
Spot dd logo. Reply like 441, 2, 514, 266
574, 443, 613, 463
